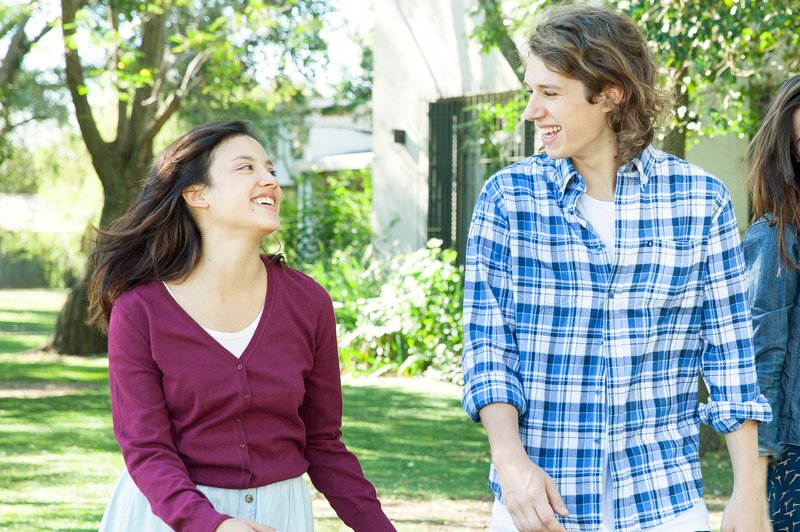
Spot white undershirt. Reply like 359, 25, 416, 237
163, 282, 262, 358
576, 192, 616, 254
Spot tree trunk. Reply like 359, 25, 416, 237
51, 0, 167, 355
661, 81, 688, 159
49, 165, 146, 355
50, 267, 106, 355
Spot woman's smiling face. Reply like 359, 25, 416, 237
202, 134, 282, 236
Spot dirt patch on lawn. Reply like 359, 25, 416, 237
313, 496, 493, 530
0, 380, 93, 399
314, 494, 725, 531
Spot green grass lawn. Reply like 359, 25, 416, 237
0, 288, 734, 530
0, 289, 492, 531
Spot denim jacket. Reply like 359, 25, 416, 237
743, 215, 800, 457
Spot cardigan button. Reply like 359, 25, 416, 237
236, 363, 243, 370
239, 442, 246, 448
243, 393, 250, 399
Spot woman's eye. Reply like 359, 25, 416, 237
269, 169, 277, 178
238, 164, 254, 171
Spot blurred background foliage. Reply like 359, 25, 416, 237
2, 0, 798, 381
0, 0, 465, 381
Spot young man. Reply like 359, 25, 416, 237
461, 4, 772, 531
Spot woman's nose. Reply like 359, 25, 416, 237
258, 171, 279, 187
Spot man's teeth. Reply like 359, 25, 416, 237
541, 126, 562, 135
254, 197, 275, 205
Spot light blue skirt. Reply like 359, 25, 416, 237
99, 469, 314, 532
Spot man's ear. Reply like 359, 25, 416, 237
602, 86, 624, 111
182, 185, 209, 208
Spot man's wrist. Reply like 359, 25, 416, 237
492, 447, 531, 469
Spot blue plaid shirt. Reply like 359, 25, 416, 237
462, 146, 771, 531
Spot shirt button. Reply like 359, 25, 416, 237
239, 442, 246, 448
236, 363, 243, 370
245, 493, 254, 503
647, 240, 654, 247
594, 437, 601, 444
608, 292, 615, 299
243, 393, 250, 399
595, 390, 602, 396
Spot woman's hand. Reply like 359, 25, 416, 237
214, 517, 276, 532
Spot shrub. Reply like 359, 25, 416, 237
311, 240, 464, 383
278, 169, 372, 265
0, 230, 85, 288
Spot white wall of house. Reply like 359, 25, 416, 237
685, 135, 751, 232
373, 0, 751, 252
372, 0, 521, 252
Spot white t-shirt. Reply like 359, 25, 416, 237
163, 282, 262, 358
576, 192, 615, 254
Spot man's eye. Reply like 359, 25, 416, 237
544, 91, 557, 97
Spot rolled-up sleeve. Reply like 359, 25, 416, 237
462, 179, 527, 422
743, 218, 797, 456
697, 193, 772, 433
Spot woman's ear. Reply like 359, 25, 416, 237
182, 185, 209, 208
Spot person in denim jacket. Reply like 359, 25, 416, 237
743, 74, 800, 528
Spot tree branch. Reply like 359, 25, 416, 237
474, 0, 524, 83
126, 4, 167, 153
61, 0, 111, 178
0, 17, 31, 89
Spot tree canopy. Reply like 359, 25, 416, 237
52, 0, 338, 354
0, 2, 63, 192
471, 0, 800, 156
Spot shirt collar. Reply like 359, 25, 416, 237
550, 145, 656, 200
621, 145, 655, 189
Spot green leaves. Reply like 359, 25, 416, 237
471, 0, 800, 145
326, 241, 465, 383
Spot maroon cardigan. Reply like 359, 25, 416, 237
107, 257, 394, 531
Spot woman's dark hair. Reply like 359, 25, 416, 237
747, 74, 800, 270
527, 3, 672, 165
88, 120, 281, 330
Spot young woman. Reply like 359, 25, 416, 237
744, 74, 800, 529
90, 120, 395, 532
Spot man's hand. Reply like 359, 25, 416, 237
495, 453, 569, 532
215, 518, 276, 532
479, 402, 569, 532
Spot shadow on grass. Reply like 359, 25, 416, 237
0, 388, 118, 461
0, 308, 60, 334
0, 357, 108, 384
0, 334, 49, 353
341, 382, 492, 501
